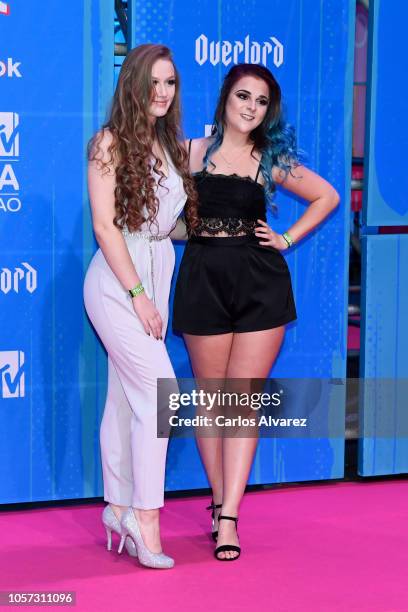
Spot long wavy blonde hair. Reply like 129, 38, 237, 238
89, 44, 198, 232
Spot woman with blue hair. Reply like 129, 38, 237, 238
173, 63, 339, 561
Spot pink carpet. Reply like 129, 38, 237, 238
1, 482, 407, 611
347, 322, 360, 351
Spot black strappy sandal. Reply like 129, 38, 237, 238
206, 499, 222, 542
214, 515, 241, 561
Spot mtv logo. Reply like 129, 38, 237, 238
0, 350, 25, 398
0, 2, 9, 15
0, 112, 19, 157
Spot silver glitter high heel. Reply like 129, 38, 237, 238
118, 508, 174, 569
102, 505, 137, 558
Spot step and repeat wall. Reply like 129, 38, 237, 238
0, 1, 113, 503
0, 0, 354, 503
129, 0, 355, 491
359, 0, 408, 476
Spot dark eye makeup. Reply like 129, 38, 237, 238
235, 91, 269, 105
152, 77, 176, 85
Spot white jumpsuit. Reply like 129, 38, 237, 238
84, 162, 186, 509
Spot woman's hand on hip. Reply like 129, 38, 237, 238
132, 294, 163, 340
255, 219, 288, 251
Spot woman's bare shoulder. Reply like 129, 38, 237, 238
191, 136, 213, 149
187, 137, 213, 171
89, 128, 116, 171
95, 128, 114, 153
190, 136, 215, 157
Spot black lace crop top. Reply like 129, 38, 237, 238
193, 167, 267, 236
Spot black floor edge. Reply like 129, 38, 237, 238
1, 461, 406, 512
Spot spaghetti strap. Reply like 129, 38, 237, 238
255, 161, 262, 183
188, 138, 192, 159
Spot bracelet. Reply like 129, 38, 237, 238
128, 283, 145, 298
282, 231, 294, 248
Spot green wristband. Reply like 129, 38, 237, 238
128, 283, 145, 298
282, 231, 294, 248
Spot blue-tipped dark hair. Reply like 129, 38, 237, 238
204, 63, 302, 200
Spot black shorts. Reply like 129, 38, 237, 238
173, 235, 297, 335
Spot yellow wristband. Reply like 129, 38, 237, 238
282, 232, 294, 248
128, 283, 145, 298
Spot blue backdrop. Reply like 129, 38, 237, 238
359, 235, 408, 476
359, 0, 408, 476
362, 0, 408, 227
0, 0, 354, 503
0, 0, 113, 503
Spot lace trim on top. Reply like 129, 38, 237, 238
193, 169, 265, 190
195, 217, 257, 236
